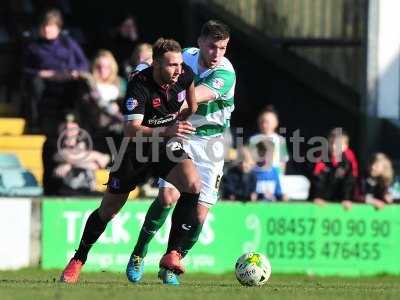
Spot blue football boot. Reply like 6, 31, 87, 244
126, 254, 144, 283
158, 267, 180, 285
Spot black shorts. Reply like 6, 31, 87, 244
107, 139, 189, 193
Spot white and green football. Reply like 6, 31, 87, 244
235, 252, 271, 286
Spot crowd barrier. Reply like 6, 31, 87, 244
1, 197, 399, 275
40, 198, 400, 276
0, 198, 32, 270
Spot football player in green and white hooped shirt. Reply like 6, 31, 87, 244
126, 20, 235, 285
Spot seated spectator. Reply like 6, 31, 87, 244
311, 128, 359, 209
43, 115, 110, 195
129, 42, 153, 73
222, 147, 257, 202
252, 140, 286, 201
80, 49, 125, 140
105, 14, 140, 78
22, 8, 89, 133
361, 153, 394, 209
248, 105, 289, 175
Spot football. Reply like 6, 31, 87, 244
235, 252, 272, 286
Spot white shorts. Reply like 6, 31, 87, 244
158, 135, 225, 207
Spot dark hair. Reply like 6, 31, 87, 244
152, 38, 182, 62
40, 8, 63, 28
200, 20, 230, 40
259, 105, 278, 116
257, 105, 279, 125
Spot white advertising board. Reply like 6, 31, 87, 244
0, 198, 32, 269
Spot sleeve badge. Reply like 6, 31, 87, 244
126, 98, 138, 111
212, 78, 225, 89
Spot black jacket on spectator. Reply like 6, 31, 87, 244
360, 176, 389, 203
222, 165, 257, 201
310, 149, 358, 201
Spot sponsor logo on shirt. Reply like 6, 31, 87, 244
148, 114, 176, 125
212, 78, 225, 89
126, 98, 138, 111
177, 91, 186, 102
152, 98, 161, 108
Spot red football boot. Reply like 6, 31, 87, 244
159, 250, 185, 275
60, 259, 83, 283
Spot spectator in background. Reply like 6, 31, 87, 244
80, 50, 125, 141
106, 14, 139, 78
248, 105, 289, 175
44, 115, 110, 196
22, 8, 89, 132
361, 153, 394, 209
252, 140, 286, 201
222, 147, 257, 201
129, 42, 153, 73
311, 128, 358, 209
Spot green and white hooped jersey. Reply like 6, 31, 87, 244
183, 47, 236, 138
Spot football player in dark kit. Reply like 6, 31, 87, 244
60, 38, 201, 283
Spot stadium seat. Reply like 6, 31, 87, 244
280, 175, 310, 200
0, 168, 43, 197
0, 135, 45, 148
0, 135, 45, 184
0, 153, 21, 169
0, 149, 43, 169
0, 118, 26, 135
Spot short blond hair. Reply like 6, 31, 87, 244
92, 49, 119, 84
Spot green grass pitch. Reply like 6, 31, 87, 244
1, 269, 399, 300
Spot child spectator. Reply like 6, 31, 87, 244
248, 105, 289, 175
222, 147, 257, 201
252, 140, 286, 201
311, 128, 359, 209
361, 153, 394, 209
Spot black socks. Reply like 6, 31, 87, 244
167, 192, 201, 256
73, 208, 108, 263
